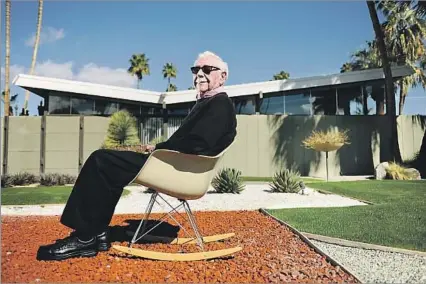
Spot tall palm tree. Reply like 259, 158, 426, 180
4, 0, 11, 117
2, 91, 18, 116
23, 0, 43, 113
366, 0, 401, 163
127, 53, 150, 89
340, 62, 353, 73
162, 63, 177, 91
272, 71, 290, 80
167, 83, 177, 92
379, 0, 426, 114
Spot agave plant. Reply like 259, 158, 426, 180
103, 110, 140, 148
270, 169, 302, 193
211, 168, 245, 194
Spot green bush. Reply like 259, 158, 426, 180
40, 173, 76, 186
270, 169, 302, 193
211, 168, 245, 194
103, 110, 140, 148
1, 174, 13, 188
9, 172, 39, 186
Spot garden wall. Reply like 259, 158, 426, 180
1, 115, 424, 179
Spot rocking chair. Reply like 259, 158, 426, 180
112, 142, 242, 261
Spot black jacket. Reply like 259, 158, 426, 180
155, 92, 237, 156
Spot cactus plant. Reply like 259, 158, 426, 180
211, 168, 245, 194
270, 169, 302, 193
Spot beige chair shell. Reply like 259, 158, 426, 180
132, 141, 234, 200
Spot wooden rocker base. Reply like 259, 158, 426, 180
140, 233, 235, 245
112, 245, 242, 261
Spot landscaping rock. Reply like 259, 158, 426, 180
1, 212, 360, 283
375, 162, 389, 180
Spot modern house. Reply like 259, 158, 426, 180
13, 65, 414, 119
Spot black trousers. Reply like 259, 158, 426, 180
60, 149, 149, 236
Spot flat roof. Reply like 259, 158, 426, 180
13, 65, 414, 105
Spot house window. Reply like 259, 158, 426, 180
284, 91, 311, 115
232, 95, 255, 115
71, 97, 94, 115
310, 87, 337, 115
94, 99, 118, 116
119, 103, 141, 117
48, 94, 71, 114
259, 92, 285, 114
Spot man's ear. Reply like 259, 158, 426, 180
220, 72, 227, 83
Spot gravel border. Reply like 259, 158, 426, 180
310, 240, 426, 284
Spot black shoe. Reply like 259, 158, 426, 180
36, 235, 98, 261
96, 230, 111, 251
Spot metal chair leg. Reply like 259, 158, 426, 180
130, 191, 158, 246
183, 201, 204, 251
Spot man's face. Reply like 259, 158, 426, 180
192, 56, 226, 93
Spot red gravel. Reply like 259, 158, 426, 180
2, 210, 359, 283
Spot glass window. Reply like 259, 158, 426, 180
119, 102, 141, 117
167, 102, 194, 116
336, 85, 365, 115
310, 87, 337, 115
362, 82, 385, 115
48, 94, 71, 114
284, 91, 311, 115
141, 104, 163, 116
71, 97, 94, 115
259, 92, 285, 114
94, 99, 118, 116
232, 96, 255, 115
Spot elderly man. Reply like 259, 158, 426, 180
37, 51, 237, 261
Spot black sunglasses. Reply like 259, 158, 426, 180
190, 65, 221, 75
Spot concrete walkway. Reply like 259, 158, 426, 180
1, 183, 368, 216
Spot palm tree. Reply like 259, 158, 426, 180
379, 0, 426, 114
127, 53, 150, 89
167, 83, 177, 92
340, 62, 353, 73
162, 63, 177, 91
1, 91, 18, 116
366, 0, 401, 163
23, 0, 43, 113
4, 0, 11, 117
272, 71, 290, 80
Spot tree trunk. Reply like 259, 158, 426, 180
366, 0, 401, 162
4, 0, 11, 116
23, 0, 43, 112
398, 81, 406, 115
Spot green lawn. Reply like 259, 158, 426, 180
267, 180, 426, 251
1, 186, 131, 205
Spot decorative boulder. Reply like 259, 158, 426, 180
375, 162, 389, 180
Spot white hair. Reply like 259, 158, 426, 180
195, 51, 229, 78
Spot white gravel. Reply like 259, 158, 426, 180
1, 183, 367, 215
310, 240, 426, 284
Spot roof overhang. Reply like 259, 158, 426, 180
13, 65, 414, 105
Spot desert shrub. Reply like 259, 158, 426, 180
1, 174, 13, 188
386, 162, 419, 180
270, 169, 302, 193
211, 168, 245, 194
9, 172, 39, 186
103, 110, 140, 149
302, 129, 350, 150
40, 173, 77, 186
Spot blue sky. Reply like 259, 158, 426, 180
1, 1, 425, 115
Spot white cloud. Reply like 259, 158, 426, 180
1, 60, 137, 88
75, 63, 136, 87
25, 27, 65, 47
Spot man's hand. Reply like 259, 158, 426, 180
145, 145, 155, 153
